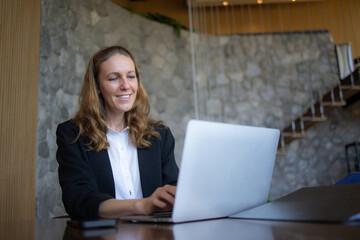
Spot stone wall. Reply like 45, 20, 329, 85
192, 32, 339, 129
36, 0, 360, 219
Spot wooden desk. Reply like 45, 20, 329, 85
3, 218, 359, 240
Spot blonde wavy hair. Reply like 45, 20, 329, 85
72, 46, 165, 152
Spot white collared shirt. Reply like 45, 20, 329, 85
106, 126, 143, 200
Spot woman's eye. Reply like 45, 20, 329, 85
109, 77, 117, 81
128, 75, 136, 79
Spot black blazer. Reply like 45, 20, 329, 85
56, 120, 179, 219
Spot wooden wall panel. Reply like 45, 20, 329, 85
329, 0, 360, 57
0, 0, 40, 224
113, 0, 360, 58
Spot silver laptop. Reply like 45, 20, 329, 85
118, 119, 280, 223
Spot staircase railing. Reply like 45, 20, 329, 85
278, 58, 360, 154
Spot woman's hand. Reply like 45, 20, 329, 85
98, 185, 177, 218
139, 185, 177, 215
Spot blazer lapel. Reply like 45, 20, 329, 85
137, 147, 161, 198
89, 148, 116, 197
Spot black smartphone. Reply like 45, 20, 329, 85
67, 219, 117, 229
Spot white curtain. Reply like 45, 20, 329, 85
336, 43, 354, 79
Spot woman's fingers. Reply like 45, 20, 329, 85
145, 185, 177, 214
153, 198, 167, 208
155, 186, 176, 205
164, 185, 177, 197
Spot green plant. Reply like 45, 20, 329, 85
146, 12, 188, 38
123, 6, 189, 38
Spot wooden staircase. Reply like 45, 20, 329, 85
277, 67, 360, 155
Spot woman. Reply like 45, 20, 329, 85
56, 46, 179, 219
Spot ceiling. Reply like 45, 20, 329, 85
187, 0, 325, 7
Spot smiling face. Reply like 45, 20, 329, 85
98, 53, 138, 121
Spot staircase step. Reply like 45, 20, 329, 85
340, 67, 360, 86
277, 149, 287, 155
282, 132, 307, 138
340, 85, 360, 90
302, 116, 328, 122
322, 101, 347, 107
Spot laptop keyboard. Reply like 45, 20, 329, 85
151, 211, 173, 218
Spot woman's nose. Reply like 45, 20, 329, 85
119, 77, 129, 90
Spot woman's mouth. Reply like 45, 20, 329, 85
117, 94, 131, 99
